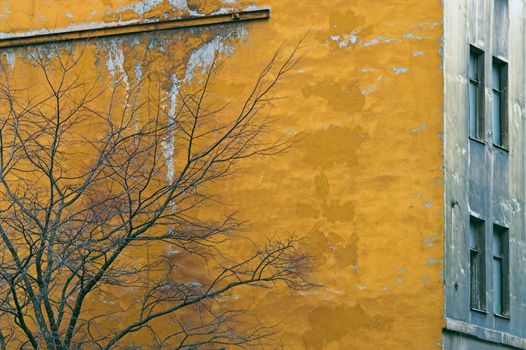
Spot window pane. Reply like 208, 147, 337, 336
469, 53, 478, 79
471, 251, 481, 308
493, 226, 509, 316
493, 258, 503, 314
470, 218, 480, 249
493, 91, 502, 145
469, 83, 478, 138
493, 229, 502, 256
469, 217, 485, 310
492, 63, 501, 90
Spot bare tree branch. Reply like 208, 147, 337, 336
0, 39, 311, 350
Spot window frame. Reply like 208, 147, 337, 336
491, 57, 509, 150
469, 216, 486, 312
492, 224, 510, 319
468, 45, 485, 142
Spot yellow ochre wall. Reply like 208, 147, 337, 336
0, 0, 444, 349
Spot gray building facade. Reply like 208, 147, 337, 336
444, 0, 526, 349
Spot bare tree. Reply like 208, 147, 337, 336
0, 40, 310, 350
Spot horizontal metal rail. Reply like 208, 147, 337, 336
0, 9, 270, 49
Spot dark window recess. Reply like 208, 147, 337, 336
469, 217, 486, 311
493, 224, 510, 317
492, 58, 508, 148
469, 46, 485, 141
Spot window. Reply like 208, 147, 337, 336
469, 217, 486, 311
492, 225, 509, 317
469, 46, 484, 140
492, 58, 508, 148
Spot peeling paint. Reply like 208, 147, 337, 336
0, 19, 148, 40
0, 1, 444, 349
2, 51, 15, 69
168, 0, 189, 8
330, 32, 358, 48
361, 36, 400, 47
166, 246, 182, 255
392, 67, 408, 75
116, 0, 171, 16
184, 34, 236, 82
162, 74, 180, 184
360, 75, 382, 95
403, 33, 424, 39
106, 41, 125, 77
412, 123, 428, 133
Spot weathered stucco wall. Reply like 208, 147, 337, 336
444, 0, 526, 349
0, 1, 444, 349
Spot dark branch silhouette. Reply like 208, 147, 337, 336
0, 40, 311, 350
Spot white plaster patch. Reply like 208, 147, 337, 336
162, 75, 181, 184
417, 21, 441, 30
2, 52, 15, 69
185, 35, 235, 82
106, 41, 124, 77
403, 33, 424, 39
166, 246, 182, 255
326, 287, 345, 295
134, 62, 143, 81
360, 75, 382, 95
412, 123, 428, 133
169, 0, 188, 8
186, 281, 203, 289
412, 51, 425, 56
116, 0, 166, 16
285, 128, 299, 135
212, 7, 236, 15
330, 32, 358, 48
243, 4, 270, 11
65, 12, 74, 19
392, 67, 408, 75
0, 19, 146, 40
361, 36, 400, 47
